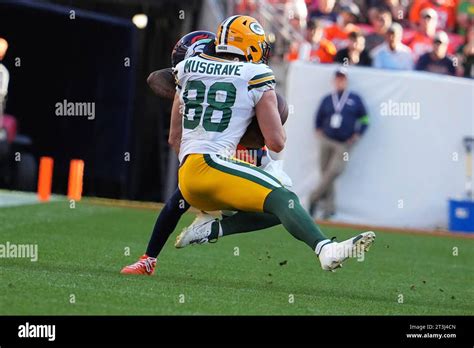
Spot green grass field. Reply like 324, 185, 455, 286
0, 200, 473, 315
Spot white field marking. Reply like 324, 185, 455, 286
0, 190, 59, 208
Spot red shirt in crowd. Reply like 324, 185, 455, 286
324, 23, 360, 50
409, 0, 457, 31
286, 39, 336, 63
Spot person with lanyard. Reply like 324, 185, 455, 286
308, 68, 369, 219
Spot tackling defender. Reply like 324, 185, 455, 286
171, 15, 375, 271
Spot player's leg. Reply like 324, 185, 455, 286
181, 187, 329, 250
263, 187, 328, 250
206, 148, 282, 238
178, 194, 374, 271
175, 154, 287, 246
177, 154, 327, 250
220, 212, 280, 237
256, 163, 374, 270
174, 211, 280, 247
177, 154, 375, 271
121, 187, 190, 275
146, 188, 190, 257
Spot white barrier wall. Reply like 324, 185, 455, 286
283, 62, 474, 229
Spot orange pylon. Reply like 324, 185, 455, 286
37, 157, 54, 202
67, 159, 84, 201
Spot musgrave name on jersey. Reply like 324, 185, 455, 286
184, 59, 243, 76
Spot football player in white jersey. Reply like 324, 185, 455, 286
121, 31, 288, 275
171, 15, 375, 272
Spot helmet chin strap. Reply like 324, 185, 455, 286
246, 47, 254, 62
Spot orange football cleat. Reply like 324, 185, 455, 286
120, 254, 156, 275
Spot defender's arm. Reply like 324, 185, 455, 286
147, 68, 176, 100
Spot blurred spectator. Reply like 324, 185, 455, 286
295, 19, 337, 62
0, 38, 7, 59
409, 0, 457, 32
456, 25, 474, 78
407, 8, 439, 61
365, 7, 393, 52
416, 31, 456, 75
306, 0, 318, 10
368, 0, 409, 25
309, 68, 369, 219
0, 38, 9, 124
372, 23, 414, 69
335, 31, 372, 66
285, 0, 309, 32
234, 0, 257, 14
324, 4, 361, 50
350, 0, 371, 23
457, 0, 474, 35
386, 0, 410, 26
367, 6, 381, 27
308, 0, 338, 27
0, 37, 9, 157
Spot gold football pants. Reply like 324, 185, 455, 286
178, 154, 282, 212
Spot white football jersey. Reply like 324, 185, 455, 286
174, 53, 275, 163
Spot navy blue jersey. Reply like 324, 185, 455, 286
415, 53, 456, 76
315, 91, 369, 142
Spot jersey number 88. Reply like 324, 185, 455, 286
182, 80, 236, 132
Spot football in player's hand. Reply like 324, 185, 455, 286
239, 92, 289, 149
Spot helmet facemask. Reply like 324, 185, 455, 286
260, 40, 271, 64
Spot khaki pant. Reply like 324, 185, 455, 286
310, 134, 350, 215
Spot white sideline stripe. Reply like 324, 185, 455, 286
0, 190, 61, 208
210, 154, 282, 188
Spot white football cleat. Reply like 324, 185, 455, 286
317, 231, 376, 271
175, 212, 217, 248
